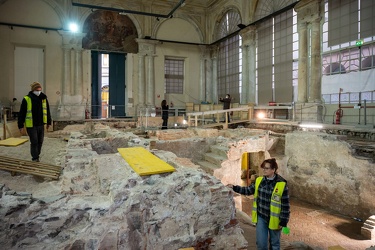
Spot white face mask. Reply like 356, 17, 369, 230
33, 91, 41, 96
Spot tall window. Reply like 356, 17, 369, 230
216, 10, 242, 102
322, 0, 375, 75
256, 9, 296, 105
164, 58, 184, 94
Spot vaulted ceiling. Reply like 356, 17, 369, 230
72, 0, 223, 18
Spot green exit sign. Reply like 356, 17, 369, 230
356, 40, 363, 47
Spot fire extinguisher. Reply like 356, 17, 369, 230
335, 108, 343, 124
85, 108, 90, 119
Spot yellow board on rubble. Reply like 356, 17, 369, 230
0, 137, 28, 146
328, 246, 346, 250
118, 147, 176, 176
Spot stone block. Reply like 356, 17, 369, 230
361, 215, 375, 240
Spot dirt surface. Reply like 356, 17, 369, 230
240, 195, 375, 250
0, 131, 374, 250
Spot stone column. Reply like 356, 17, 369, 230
297, 21, 308, 103
206, 57, 213, 103
199, 45, 209, 103
309, 17, 322, 103
58, 31, 86, 99
294, 0, 323, 123
138, 53, 146, 107
74, 49, 83, 96
146, 54, 155, 105
211, 48, 218, 104
62, 47, 71, 102
239, 25, 257, 104
136, 39, 158, 108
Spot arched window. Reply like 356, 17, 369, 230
215, 10, 241, 40
323, 62, 347, 75
362, 55, 375, 70
216, 10, 242, 103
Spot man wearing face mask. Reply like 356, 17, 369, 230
18, 82, 52, 162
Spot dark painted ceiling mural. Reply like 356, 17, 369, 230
82, 10, 138, 53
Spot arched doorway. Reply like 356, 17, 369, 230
82, 10, 138, 118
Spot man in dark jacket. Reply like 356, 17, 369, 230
219, 94, 231, 122
18, 82, 52, 162
161, 99, 169, 130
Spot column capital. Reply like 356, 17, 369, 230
295, 0, 321, 23
199, 45, 210, 59
136, 38, 159, 55
209, 45, 219, 59
239, 25, 256, 46
58, 31, 86, 50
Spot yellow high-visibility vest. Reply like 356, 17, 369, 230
24, 96, 47, 127
252, 176, 286, 230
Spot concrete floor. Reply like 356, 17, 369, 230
239, 195, 375, 250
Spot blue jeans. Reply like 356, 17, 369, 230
256, 216, 281, 250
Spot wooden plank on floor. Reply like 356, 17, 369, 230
118, 147, 175, 176
0, 155, 61, 180
0, 137, 28, 146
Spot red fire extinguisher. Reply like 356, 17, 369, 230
85, 108, 90, 119
335, 108, 343, 124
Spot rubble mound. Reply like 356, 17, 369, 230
0, 128, 248, 250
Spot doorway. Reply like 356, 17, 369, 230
91, 51, 126, 119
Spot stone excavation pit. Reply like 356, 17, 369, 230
1, 123, 374, 249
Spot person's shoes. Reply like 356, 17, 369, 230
32, 158, 40, 162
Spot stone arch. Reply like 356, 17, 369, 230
154, 17, 202, 44
41, 0, 65, 28
254, 0, 296, 21
82, 10, 138, 53
213, 6, 242, 41
0, 0, 62, 28
152, 14, 204, 44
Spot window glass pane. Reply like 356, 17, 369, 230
165, 58, 184, 94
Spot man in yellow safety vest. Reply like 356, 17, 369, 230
227, 158, 290, 250
18, 82, 52, 162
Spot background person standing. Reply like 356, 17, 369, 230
18, 82, 52, 162
219, 94, 231, 122
11, 97, 21, 119
227, 158, 290, 250
161, 99, 169, 130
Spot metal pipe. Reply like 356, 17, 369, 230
0, 22, 62, 31
72, 1, 184, 18
364, 99, 367, 125
340, 106, 375, 108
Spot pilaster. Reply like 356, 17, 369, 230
136, 39, 159, 111
239, 25, 257, 104
294, 0, 324, 122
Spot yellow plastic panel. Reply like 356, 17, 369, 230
241, 152, 248, 170
0, 138, 28, 146
118, 147, 176, 176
